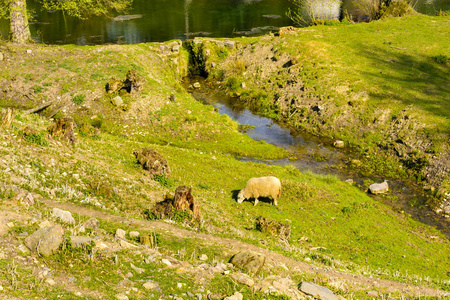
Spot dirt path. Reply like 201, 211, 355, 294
41, 199, 449, 298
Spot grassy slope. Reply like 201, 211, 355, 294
0, 18, 449, 297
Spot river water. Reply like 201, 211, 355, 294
184, 77, 450, 239
0, 0, 448, 44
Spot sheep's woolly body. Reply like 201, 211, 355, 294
238, 176, 281, 206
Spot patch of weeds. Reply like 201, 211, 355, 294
22, 129, 49, 147
432, 54, 449, 65
238, 124, 256, 133
72, 94, 86, 105
225, 77, 241, 92
216, 47, 229, 60
153, 174, 173, 188
32, 85, 43, 93
172, 210, 192, 223
43, 82, 52, 87
311, 152, 329, 162
0, 189, 17, 201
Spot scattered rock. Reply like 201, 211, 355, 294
369, 180, 389, 194
199, 254, 208, 261
230, 250, 266, 275
46, 278, 56, 286
120, 240, 138, 249
143, 281, 159, 290
69, 236, 93, 248
25, 225, 64, 256
115, 228, 126, 240
115, 294, 129, 300
193, 82, 201, 89
129, 231, 140, 238
344, 179, 354, 185
83, 218, 100, 229
298, 282, 338, 300
224, 41, 236, 49
130, 263, 145, 274
224, 292, 243, 300
133, 147, 171, 177
23, 193, 34, 206
256, 216, 291, 242
26, 49, 32, 54
161, 258, 172, 267
367, 291, 378, 297
112, 95, 123, 106
52, 208, 75, 224
231, 272, 254, 287
333, 140, 344, 148
170, 94, 176, 102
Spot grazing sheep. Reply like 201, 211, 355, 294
237, 176, 281, 206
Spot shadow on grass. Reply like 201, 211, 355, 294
356, 43, 449, 134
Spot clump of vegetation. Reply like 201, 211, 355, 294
72, 94, 86, 105
432, 54, 449, 65
153, 174, 173, 188
21, 127, 49, 146
225, 77, 242, 92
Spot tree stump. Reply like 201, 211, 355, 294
133, 147, 171, 177
173, 186, 200, 220
0, 108, 15, 128
48, 117, 77, 144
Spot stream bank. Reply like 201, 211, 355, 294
181, 25, 450, 217
182, 75, 450, 239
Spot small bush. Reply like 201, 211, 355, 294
153, 174, 173, 188
72, 94, 86, 105
432, 54, 449, 65
22, 130, 49, 146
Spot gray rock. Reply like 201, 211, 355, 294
298, 282, 338, 300
369, 180, 389, 194
224, 292, 243, 300
115, 294, 129, 300
25, 225, 64, 256
186, 291, 194, 297
143, 281, 158, 290
172, 45, 180, 52
53, 208, 75, 224
224, 41, 236, 49
83, 218, 100, 229
69, 236, 93, 248
230, 250, 266, 275
112, 95, 123, 106
115, 228, 126, 240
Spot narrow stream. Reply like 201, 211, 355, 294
184, 77, 450, 239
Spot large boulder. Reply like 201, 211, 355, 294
230, 250, 266, 275
25, 225, 64, 256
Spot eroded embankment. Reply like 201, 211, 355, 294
181, 32, 450, 216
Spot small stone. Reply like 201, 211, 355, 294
162, 259, 172, 266
231, 272, 254, 287
129, 231, 140, 238
119, 240, 138, 249
26, 49, 32, 54
299, 282, 338, 300
172, 45, 180, 52
367, 291, 378, 297
0, 285, 3, 291
112, 96, 123, 106
143, 282, 158, 290
83, 218, 100, 229
199, 254, 208, 261
193, 82, 201, 89
115, 229, 126, 240
224, 292, 243, 300
224, 41, 235, 49
186, 291, 194, 297
46, 278, 56, 286
177, 283, 184, 288
0, 52, 3, 61
53, 208, 75, 224
23, 193, 34, 205
130, 263, 145, 274
369, 180, 389, 194
6, 222, 14, 228
115, 294, 129, 300
344, 179, 354, 185
68, 276, 76, 282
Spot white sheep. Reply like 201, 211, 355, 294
237, 176, 281, 206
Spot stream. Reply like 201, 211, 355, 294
184, 77, 450, 239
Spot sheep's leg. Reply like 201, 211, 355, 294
273, 198, 278, 206
254, 198, 259, 206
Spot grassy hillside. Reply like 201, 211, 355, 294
0, 16, 449, 299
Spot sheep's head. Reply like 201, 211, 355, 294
237, 190, 245, 203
